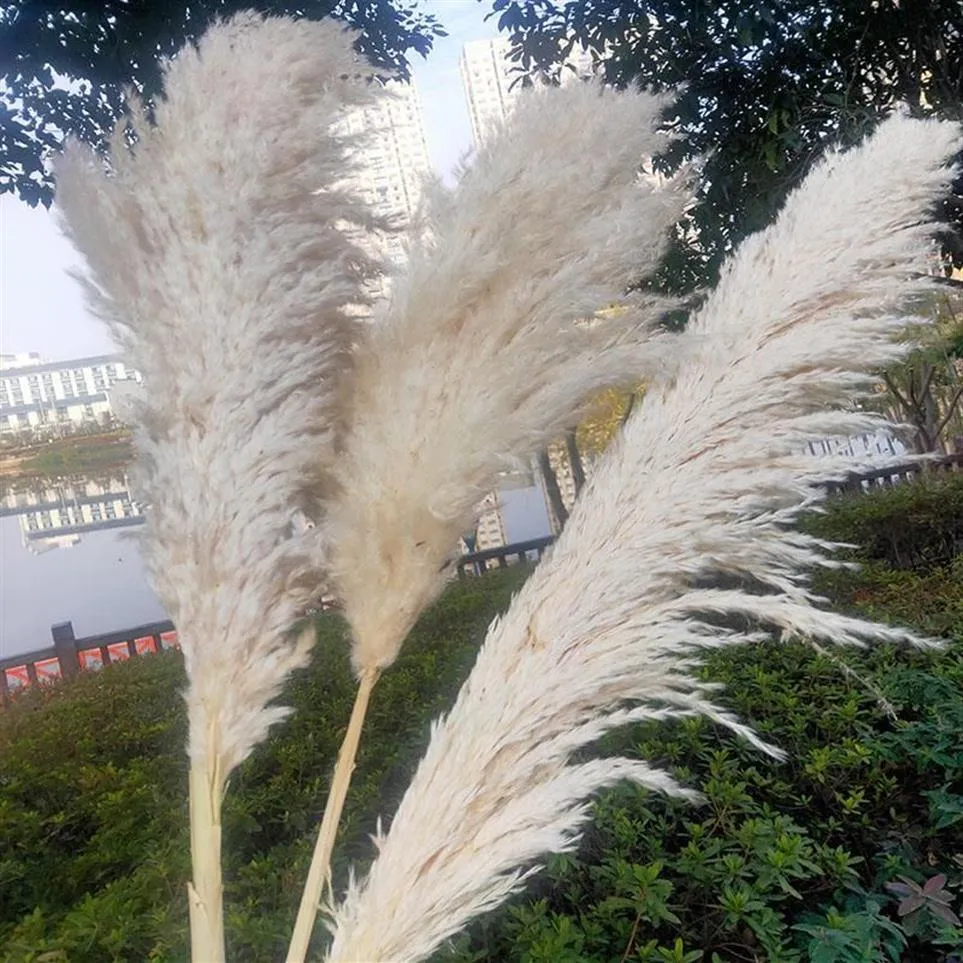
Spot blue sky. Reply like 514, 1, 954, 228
414, 0, 500, 177
0, 1, 501, 362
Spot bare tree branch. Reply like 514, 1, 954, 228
935, 382, 963, 438
881, 371, 913, 413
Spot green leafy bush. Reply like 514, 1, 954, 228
2, 478, 962, 961
437, 619, 963, 962
0, 570, 529, 962
806, 472, 963, 571
434, 481, 963, 963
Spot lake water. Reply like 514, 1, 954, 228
0, 475, 553, 662
0, 475, 167, 660
1, 429, 907, 664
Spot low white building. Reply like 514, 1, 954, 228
0, 353, 140, 434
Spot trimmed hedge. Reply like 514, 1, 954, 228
0, 478, 961, 961
806, 473, 963, 572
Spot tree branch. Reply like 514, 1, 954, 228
881, 371, 912, 414
919, 362, 937, 402
935, 382, 963, 438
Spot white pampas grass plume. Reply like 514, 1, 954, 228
55, 14, 383, 960
287, 80, 690, 963
323, 112, 961, 963
328, 80, 690, 676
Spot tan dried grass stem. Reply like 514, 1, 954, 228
287, 667, 379, 963
188, 759, 225, 962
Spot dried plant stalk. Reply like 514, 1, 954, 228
286, 667, 379, 963
55, 15, 383, 960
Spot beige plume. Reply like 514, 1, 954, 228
55, 14, 383, 960
324, 111, 961, 963
287, 80, 692, 959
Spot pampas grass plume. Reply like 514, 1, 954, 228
286, 83, 692, 960
55, 14, 383, 960
328, 80, 691, 677
323, 112, 961, 963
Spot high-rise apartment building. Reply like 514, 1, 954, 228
459, 38, 519, 146
338, 79, 432, 269
460, 38, 597, 146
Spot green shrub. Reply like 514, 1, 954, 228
806, 473, 963, 571
433, 483, 963, 963
0, 569, 529, 962
1, 478, 962, 961
435, 577, 963, 963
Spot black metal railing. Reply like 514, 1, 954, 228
823, 452, 962, 496
0, 619, 176, 705
455, 536, 555, 578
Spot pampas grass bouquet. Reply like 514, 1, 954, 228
55, 11, 960, 962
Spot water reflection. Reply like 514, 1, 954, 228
1, 473, 144, 551
0, 472, 167, 660
0, 469, 555, 663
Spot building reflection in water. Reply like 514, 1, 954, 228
0, 473, 144, 554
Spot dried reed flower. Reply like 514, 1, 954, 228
286, 82, 692, 961
324, 111, 961, 963
328, 81, 689, 677
56, 14, 382, 960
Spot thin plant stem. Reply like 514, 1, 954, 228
807, 640, 898, 720
287, 667, 380, 963
188, 757, 225, 963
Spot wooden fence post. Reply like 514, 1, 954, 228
51, 621, 79, 679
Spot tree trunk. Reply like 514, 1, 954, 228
537, 448, 568, 534
564, 430, 586, 495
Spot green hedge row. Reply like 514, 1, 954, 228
1, 477, 961, 961
807, 471, 963, 571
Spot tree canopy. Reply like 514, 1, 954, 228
1, 0, 443, 206
492, 0, 963, 291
